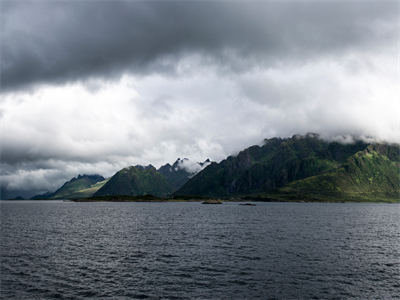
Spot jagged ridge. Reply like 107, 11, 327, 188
176, 134, 399, 201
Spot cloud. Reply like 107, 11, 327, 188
1, 1, 397, 90
0, 160, 127, 198
175, 158, 212, 174
1, 49, 398, 197
0, 1, 398, 197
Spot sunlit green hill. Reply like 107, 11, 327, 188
31, 175, 107, 200
273, 145, 400, 202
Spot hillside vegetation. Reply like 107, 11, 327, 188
31, 135, 399, 202
94, 166, 173, 197
176, 134, 399, 202
31, 175, 107, 200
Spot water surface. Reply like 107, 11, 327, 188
1, 201, 399, 299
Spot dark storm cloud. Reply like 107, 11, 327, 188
1, 0, 397, 90
1, 1, 399, 198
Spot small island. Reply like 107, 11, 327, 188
202, 199, 223, 204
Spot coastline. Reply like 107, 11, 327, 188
68, 195, 399, 203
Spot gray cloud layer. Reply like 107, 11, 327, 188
1, 1, 399, 198
2, 1, 397, 90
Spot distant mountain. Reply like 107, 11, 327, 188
8, 196, 25, 200
94, 165, 173, 197
31, 174, 107, 200
176, 134, 400, 202
31, 191, 54, 200
1, 187, 34, 200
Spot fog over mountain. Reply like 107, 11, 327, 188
0, 1, 399, 198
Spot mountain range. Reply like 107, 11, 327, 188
176, 134, 399, 202
25, 134, 400, 202
94, 158, 211, 197
29, 159, 210, 199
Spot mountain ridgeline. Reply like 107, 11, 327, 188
175, 134, 399, 202
93, 159, 210, 197
93, 165, 173, 197
30, 159, 210, 200
29, 134, 399, 202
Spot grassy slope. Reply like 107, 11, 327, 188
262, 148, 400, 202
60, 179, 109, 199
51, 176, 107, 199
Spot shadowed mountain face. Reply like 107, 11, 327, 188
175, 134, 400, 201
158, 159, 193, 192
158, 158, 211, 191
94, 159, 211, 197
94, 165, 173, 197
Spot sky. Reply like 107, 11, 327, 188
1, 0, 399, 198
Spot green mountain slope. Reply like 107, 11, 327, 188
274, 145, 400, 202
176, 134, 399, 202
29, 135, 399, 202
176, 134, 369, 197
50, 175, 104, 199
94, 165, 173, 197
31, 174, 107, 200
51, 174, 106, 199
65, 178, 109, 199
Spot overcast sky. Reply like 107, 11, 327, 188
1, 0, 399, 197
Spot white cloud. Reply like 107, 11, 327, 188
174, 158, 212, 174
1, 39, 398, 196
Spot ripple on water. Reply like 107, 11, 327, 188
1, 201, 399, 299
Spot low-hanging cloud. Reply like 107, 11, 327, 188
175, 158, 212, 174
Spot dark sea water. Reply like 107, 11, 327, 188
1, 201, 399, 299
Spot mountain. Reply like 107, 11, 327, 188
66, 178, 109, 198
1, 186, 36, 200
94, 158, 212, 197
51, 174, 106, 199
31, 191, 54, 200
8, 196, 25, 200
94, 165, 173, 197
176, 134, 400, 202
158, 159, 193, 191
158, 158, 211, 191
27, 135, 399, 202
275, 144, 400, 201
31, 174, 107, 200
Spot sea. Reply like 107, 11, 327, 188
1, 201, 399, 299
